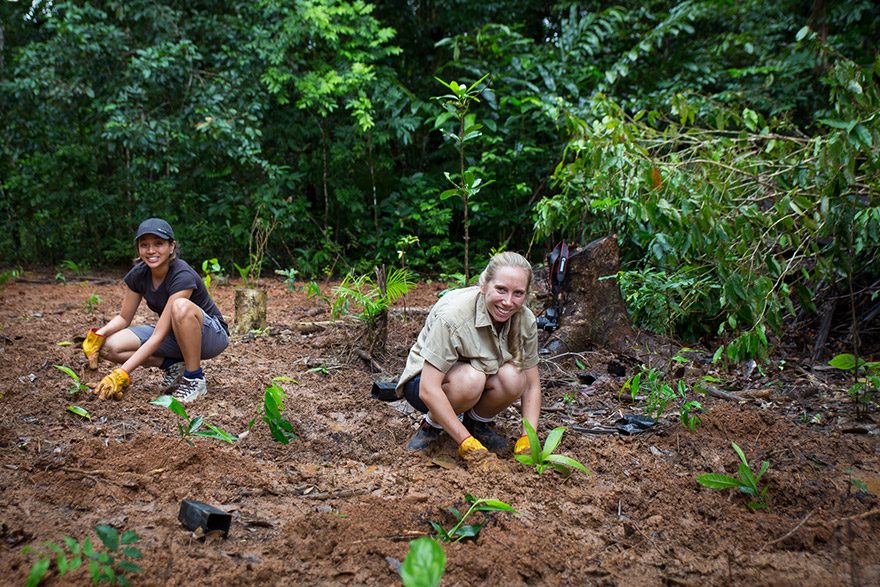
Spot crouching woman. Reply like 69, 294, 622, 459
82, 218, 229, 402
395, 251, 541, 472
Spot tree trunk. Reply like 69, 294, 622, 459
232, 288, 268, 336
540, 234, 635, 355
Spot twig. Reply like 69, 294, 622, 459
832, 509, 880, 524
702, 385, 747, 402
758, 510, 813, 553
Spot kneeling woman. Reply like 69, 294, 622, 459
395, 251, 541, 472
83, 218, 229, 402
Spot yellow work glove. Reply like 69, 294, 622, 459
90, 368, 130, 400
458, 436, 509, 473
514, 435, 531, 455
83, 328, 104, 369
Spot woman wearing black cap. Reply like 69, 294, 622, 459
83, 218, 229, 402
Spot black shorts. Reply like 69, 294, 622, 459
402, 374, 428, 413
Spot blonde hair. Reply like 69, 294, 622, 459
479, 251, 533, 368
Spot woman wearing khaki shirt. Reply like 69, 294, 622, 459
396, 252, 541, 473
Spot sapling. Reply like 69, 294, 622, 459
430, 493, 517, 543
149, 395, 237, 446
515, 420, 592, 476
54, 365, 89, 394
401, 537, 445, 587
22, 524, 143, 587
696, 442, 770, 510
249, 377, 300, 444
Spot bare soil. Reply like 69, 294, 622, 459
1, 272, 879, 586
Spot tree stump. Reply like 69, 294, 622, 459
232, 288, 268, 335
541, 234, 635, 355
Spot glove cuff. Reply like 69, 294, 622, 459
88, 327, 105, 340
115, 368, 131, 386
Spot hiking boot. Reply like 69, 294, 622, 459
160, 361, 185, 392
463, 412, 508, 451
407, 419, 442, 451
171, 376, 207, 403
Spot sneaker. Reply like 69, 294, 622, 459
463, 412, 508, 451
171, 376, 207, 403
407, 419, 442, 451
160, 361, 185, 392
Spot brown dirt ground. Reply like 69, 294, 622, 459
1, 271, 879, 586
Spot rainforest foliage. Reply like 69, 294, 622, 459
1, 0, 878, 355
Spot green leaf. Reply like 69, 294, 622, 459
27, 558, 50, 587
118, 560, 144, 573
95, 525, 119, 552
54, 365, 79, 381
546, 454, 592, 475
67, 405, 92, 420
829, 354, 857, 370
731, 442, 748, 467
149, 395, 189, 419
472, 499, 517, 513
121, 546, 143, 558
120, 531, 139, 545
541, 427, 565, 459
401, 537, 445, 587
696, 473, 745, 489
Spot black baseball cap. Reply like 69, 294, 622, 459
135, 218, 175, 241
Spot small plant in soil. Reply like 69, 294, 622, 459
622, 348, 709, 432
201, 258, 225, 297
401, 536, 445, 587
249, 377, 300, 444
83, 289, 103, 314
515, 419, 592, 476
22, 524, 143, 587
275, 267, 299, 291
303, 280, 330, 306
149, 395, 238, 446
330, 267, 414, 325
696, 442, 770, 510
829, 353, 879, 418
54, 365, 89, 393
430, 493, 517, 542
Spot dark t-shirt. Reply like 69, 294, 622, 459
123, 259, 228, 334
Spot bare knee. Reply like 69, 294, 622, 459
101, 331, 140, 364
443, 363, 487, 408
170, 298, 199, 322
491, 362, 527, 399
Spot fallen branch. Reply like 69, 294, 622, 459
702, 385, 747, 402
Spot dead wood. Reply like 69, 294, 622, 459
541, 235, 635, 355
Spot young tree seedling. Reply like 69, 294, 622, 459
430, 493, 517, 543
54, 365, 89, 394
22, 524, 143, 587
149, 395, 237, 446
515, 419, 592, 476
249, 377, 300, 444
696, 441, 770, 510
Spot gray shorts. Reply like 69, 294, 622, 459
129, 311, 228, 360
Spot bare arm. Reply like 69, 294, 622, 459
96, 286, 141, 337
418, 361, 471, 445
520, 366, 541, 435
121, 289, 193, 374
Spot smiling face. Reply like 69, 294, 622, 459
480, 265, 529, 325
137, 234, 174, 271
